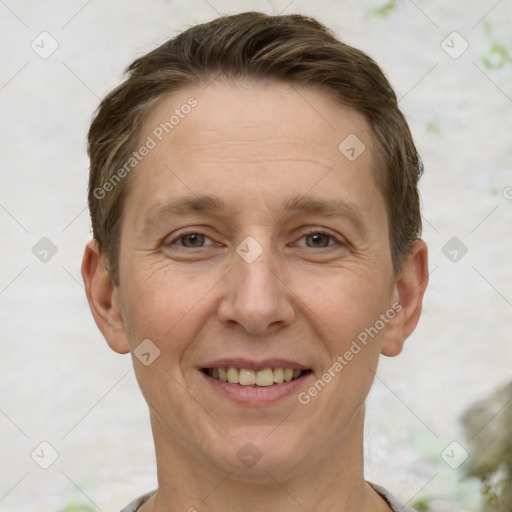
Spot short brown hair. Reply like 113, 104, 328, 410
87, 11, 423, 283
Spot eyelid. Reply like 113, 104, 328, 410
165, 228, 217, 247
163, 227, 345, 249
292, 228, 343, 248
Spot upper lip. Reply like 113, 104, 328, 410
200, 358, 311, 371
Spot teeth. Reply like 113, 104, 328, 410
256, 368, 274, 386
239, 368, 256, 386
273, 368, 284, 383
208, 367, 305, 386
218, 367, 228, 382
227, 367, 239, 384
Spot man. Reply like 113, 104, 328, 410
82, 12, 428, 512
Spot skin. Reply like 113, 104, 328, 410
82, 81, 428, 512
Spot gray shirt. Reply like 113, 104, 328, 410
119, 482, 416, 511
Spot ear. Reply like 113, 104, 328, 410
381, 239, 429, 357
81, 240, 130, 354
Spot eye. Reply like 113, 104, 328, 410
296, 231, 339, 248
170, 232, 215, 248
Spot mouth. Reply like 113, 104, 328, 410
201, 366, 312, 387
198, 358, 314, 405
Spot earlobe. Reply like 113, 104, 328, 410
381, 239, 429, 357
81, 240, 130, 354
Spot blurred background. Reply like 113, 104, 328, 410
0, 0, 511, 510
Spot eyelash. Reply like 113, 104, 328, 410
166, 229, 342, 249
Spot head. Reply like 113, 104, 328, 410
82, 12, 428, 481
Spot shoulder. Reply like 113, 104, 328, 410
119, 490, 156, 512
368, 481, 417, 512
120, 485, 415, 512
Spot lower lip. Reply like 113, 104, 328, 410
200, 370, 313, 405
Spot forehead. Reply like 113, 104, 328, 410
139, 80, 373, 164
124, 80, 386, 235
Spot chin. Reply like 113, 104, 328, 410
198, 428, 310, 482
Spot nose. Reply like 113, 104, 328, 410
217, 243, 295, 335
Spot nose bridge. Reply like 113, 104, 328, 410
217, 235, 294, 334
237, 246, 277, 299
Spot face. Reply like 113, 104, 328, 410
108, 81, 405, 479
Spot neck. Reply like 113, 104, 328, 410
141, 406, 389, 512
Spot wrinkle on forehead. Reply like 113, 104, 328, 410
169, 135, 338, 168
140, 80, 373, 149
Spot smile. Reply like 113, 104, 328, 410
202, 367, 309, 387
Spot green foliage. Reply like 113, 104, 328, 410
461, 381, 512, 511
479, 477, 512, 512
482, 43, 510, 69
373, 0, 398, 18
411, 496, 432, 511
58, 504, 95, 512
426, 120, 440, 134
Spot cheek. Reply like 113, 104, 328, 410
297, 267, 392, 412
311, 269, 393, 395
302, 266, 391, 347
121, 263, 214, 356
119, 266, 216, 415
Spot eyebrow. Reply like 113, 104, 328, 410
143, 194, 366, 233
282, 196, 364, 227
147, 195, 227, 217
142, 196, 228, 233
279, 195, 367, 235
